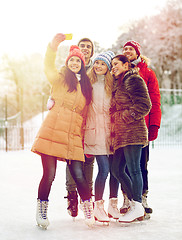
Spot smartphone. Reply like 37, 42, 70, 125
65, 34, 73, 40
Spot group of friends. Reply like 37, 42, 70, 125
31, 33, 161, 228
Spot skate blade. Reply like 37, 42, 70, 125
95, 221, 109, 226
108, 213, 119, 220
95, 218, 110, 226
37, 224, 48, 230
85, 219, 95, 228
86, 223, 95, 228
103, 222, 110, 226
119, 215, 144, 223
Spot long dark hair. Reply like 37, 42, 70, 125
64, 62, 92, 105
112, 54, 131, 68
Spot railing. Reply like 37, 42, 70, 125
0, 89, 182, 151
0, 125, 40, 151
153, 88, 182, 148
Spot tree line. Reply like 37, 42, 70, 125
0, 0, 181, 123
112, 0, 182, 90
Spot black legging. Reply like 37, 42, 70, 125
38, 154, 91, 201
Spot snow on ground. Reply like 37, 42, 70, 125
0, 147, 182, 240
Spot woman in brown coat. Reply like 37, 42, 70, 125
110, 55, 151, 223
31, 33, 94, 228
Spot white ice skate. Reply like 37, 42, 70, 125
94, 200, 110, 225
108, 198, 120, 220
82, 199, 95, 227
119, 200, 144, 223
36, 199, 49, 230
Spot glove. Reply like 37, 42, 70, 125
47, 97, 55, 110
148, 125, 159, 141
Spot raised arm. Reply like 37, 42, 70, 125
44, 33, 66, 85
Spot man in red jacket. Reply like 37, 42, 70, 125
120, 40, 161, 217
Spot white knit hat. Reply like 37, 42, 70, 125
93, 51, 115, 71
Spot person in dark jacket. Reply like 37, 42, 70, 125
119, 41, 161, 217
110, 54, 152, 223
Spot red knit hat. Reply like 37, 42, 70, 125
66, 45, 85, 66
123, 40, 141, 57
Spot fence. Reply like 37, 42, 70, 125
152, 89, 182, 148
0, 89, 182, 151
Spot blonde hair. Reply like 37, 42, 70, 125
87, 67, 113, 97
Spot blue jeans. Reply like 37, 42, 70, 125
95, 155, 110, 201
109, 155, 119, 198
95, 155, 119, 201
66, 155, 94, 193
111, 145, 143, 203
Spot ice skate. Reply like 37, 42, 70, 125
36, 199, 49, 230
82, 199, 95, 227
142, 191, 153, 218
108, 198, 120, 220
119, 200, 144, 223
94, 200, 110, 225
64, 191, 78, 220
120, 193, 130, 214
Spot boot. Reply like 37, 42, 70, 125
65, 191, 78, 218
36, 199, 49, 229
142, 191, 153, 214
108, 198, 120, 219
82, 199, 95, 227
119, 200, 144, 223
120, 193, 130, 214
94, 200, 110, 223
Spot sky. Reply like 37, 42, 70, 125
0, 0, 169, 58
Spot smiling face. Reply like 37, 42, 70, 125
122, 46, 138, 62
93, 60, 108, 75
78, 41, 93, 64
67, 56, 82, 73
111, 58, 129, 77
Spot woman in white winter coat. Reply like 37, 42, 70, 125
84, 51, 120, 223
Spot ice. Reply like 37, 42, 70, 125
0, 147, 182, 240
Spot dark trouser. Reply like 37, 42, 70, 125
66, 155, 94, 194
38, 154, 91, 201
140, 144, 149, 194
109, 155, 119, 199
111, 145, 143, 203
121, 144, 149, 195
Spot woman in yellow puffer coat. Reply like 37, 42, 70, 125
31, 33, 94, 228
